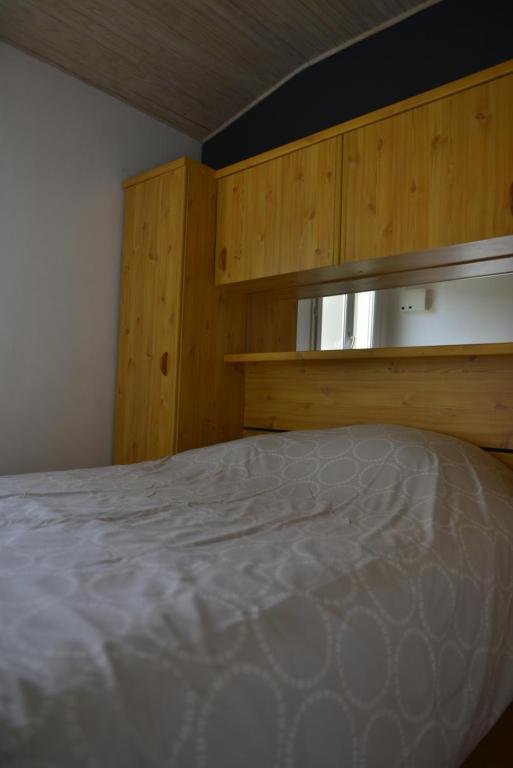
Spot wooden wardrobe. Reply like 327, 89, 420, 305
113, 157, 245, 464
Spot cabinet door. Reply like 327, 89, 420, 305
342, 74, 513, 263
114, 168, 186, 464
215, 138, 341, 284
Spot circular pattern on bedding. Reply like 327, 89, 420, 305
411, 722, 449, 768
460, 524, 496, 584
252, 595, 332, 688
437, 642, 467, 728
359, 461, 402, 491
2, 422, 513, 767
336, 607, 391, 709
353, 437, 393, 462
197, 664, 285, 768
283, 457, 320, 480
318, 457, 359, 485
366, 561, 416, 626
454, 575, 483, 649
362, 709, 405, 768
395, 629, 436, 722
66, 654, 195, 767
395, 444, 437, 472
285, 691, 355, 768
418, 562, 455, 641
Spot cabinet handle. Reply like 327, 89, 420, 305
160, 352, 169, 376
510, 182, 513, 216
219, 247, 227, 272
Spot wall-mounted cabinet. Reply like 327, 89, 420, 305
342, 73, 513, 263
213, 61, 513, 292
215, 138, 341, 284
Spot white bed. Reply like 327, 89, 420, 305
1, 424, 513, 767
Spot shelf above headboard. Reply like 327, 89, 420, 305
225, 342, 513, 364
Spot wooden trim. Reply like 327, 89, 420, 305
215, 58, 513, 179
123, 157, 188, 189
487, 451, 513, 471
225, 342, 513, 364
282, 255, 513, 302
214, 237, 513, 296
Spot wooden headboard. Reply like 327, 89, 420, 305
227, 344, 513, 468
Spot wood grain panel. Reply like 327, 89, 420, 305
0, 0, 433, 139
208, 238, 513, 298
243, 355, 513, 450
114, 167, 186, 464
215, 59, 513, 178
227, 343, 513, 364
488, 452, 513, 471
114, 158, 248, 463
176, 160, 246, 450
246, 294, 298, 353
216, 138, 341, 284
342, 73, 513, 262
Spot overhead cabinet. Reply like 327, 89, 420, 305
342, 73, 513, 263
114, 158, 245, 464
214, 64, 513, 289
215, 138, 342, 284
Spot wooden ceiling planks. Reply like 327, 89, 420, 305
0, 0, 434, 138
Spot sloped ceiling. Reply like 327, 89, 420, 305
0, 0, 437, 139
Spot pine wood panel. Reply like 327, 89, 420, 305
243, 355, 513, 450
114, 158, 248, 464
246, 294, 298, 353
215, 59, 513, 178
226, 342, 513, 363
114, 167, 186, 464
342, 73, 513, 263
216, 138, 341, 284
488, 452, 513, 471
176, 160, 246, 450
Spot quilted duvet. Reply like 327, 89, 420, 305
1, 424, 513, 767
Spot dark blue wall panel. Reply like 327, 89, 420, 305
202, 0, 513, 169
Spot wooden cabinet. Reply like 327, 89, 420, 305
215, 138, 341, 284
342, 73, 513, 263
114, 158, 245, 464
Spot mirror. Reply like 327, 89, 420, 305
297, 273, 513, 350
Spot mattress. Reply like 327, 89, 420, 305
1, 424, 513, 767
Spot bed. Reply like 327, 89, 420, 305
1, 424, 512, 767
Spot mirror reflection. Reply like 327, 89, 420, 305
297, 273, 513, 351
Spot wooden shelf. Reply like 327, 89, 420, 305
224, 342, 513, 364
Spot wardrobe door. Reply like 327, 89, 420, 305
114, 167, 186, 464
342, 73, 513, 263
215, 138, 341, 284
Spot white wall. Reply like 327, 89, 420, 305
0, 44, 201, 475
378, 274, 513, 347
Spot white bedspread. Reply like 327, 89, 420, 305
1, 424, 513, 768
